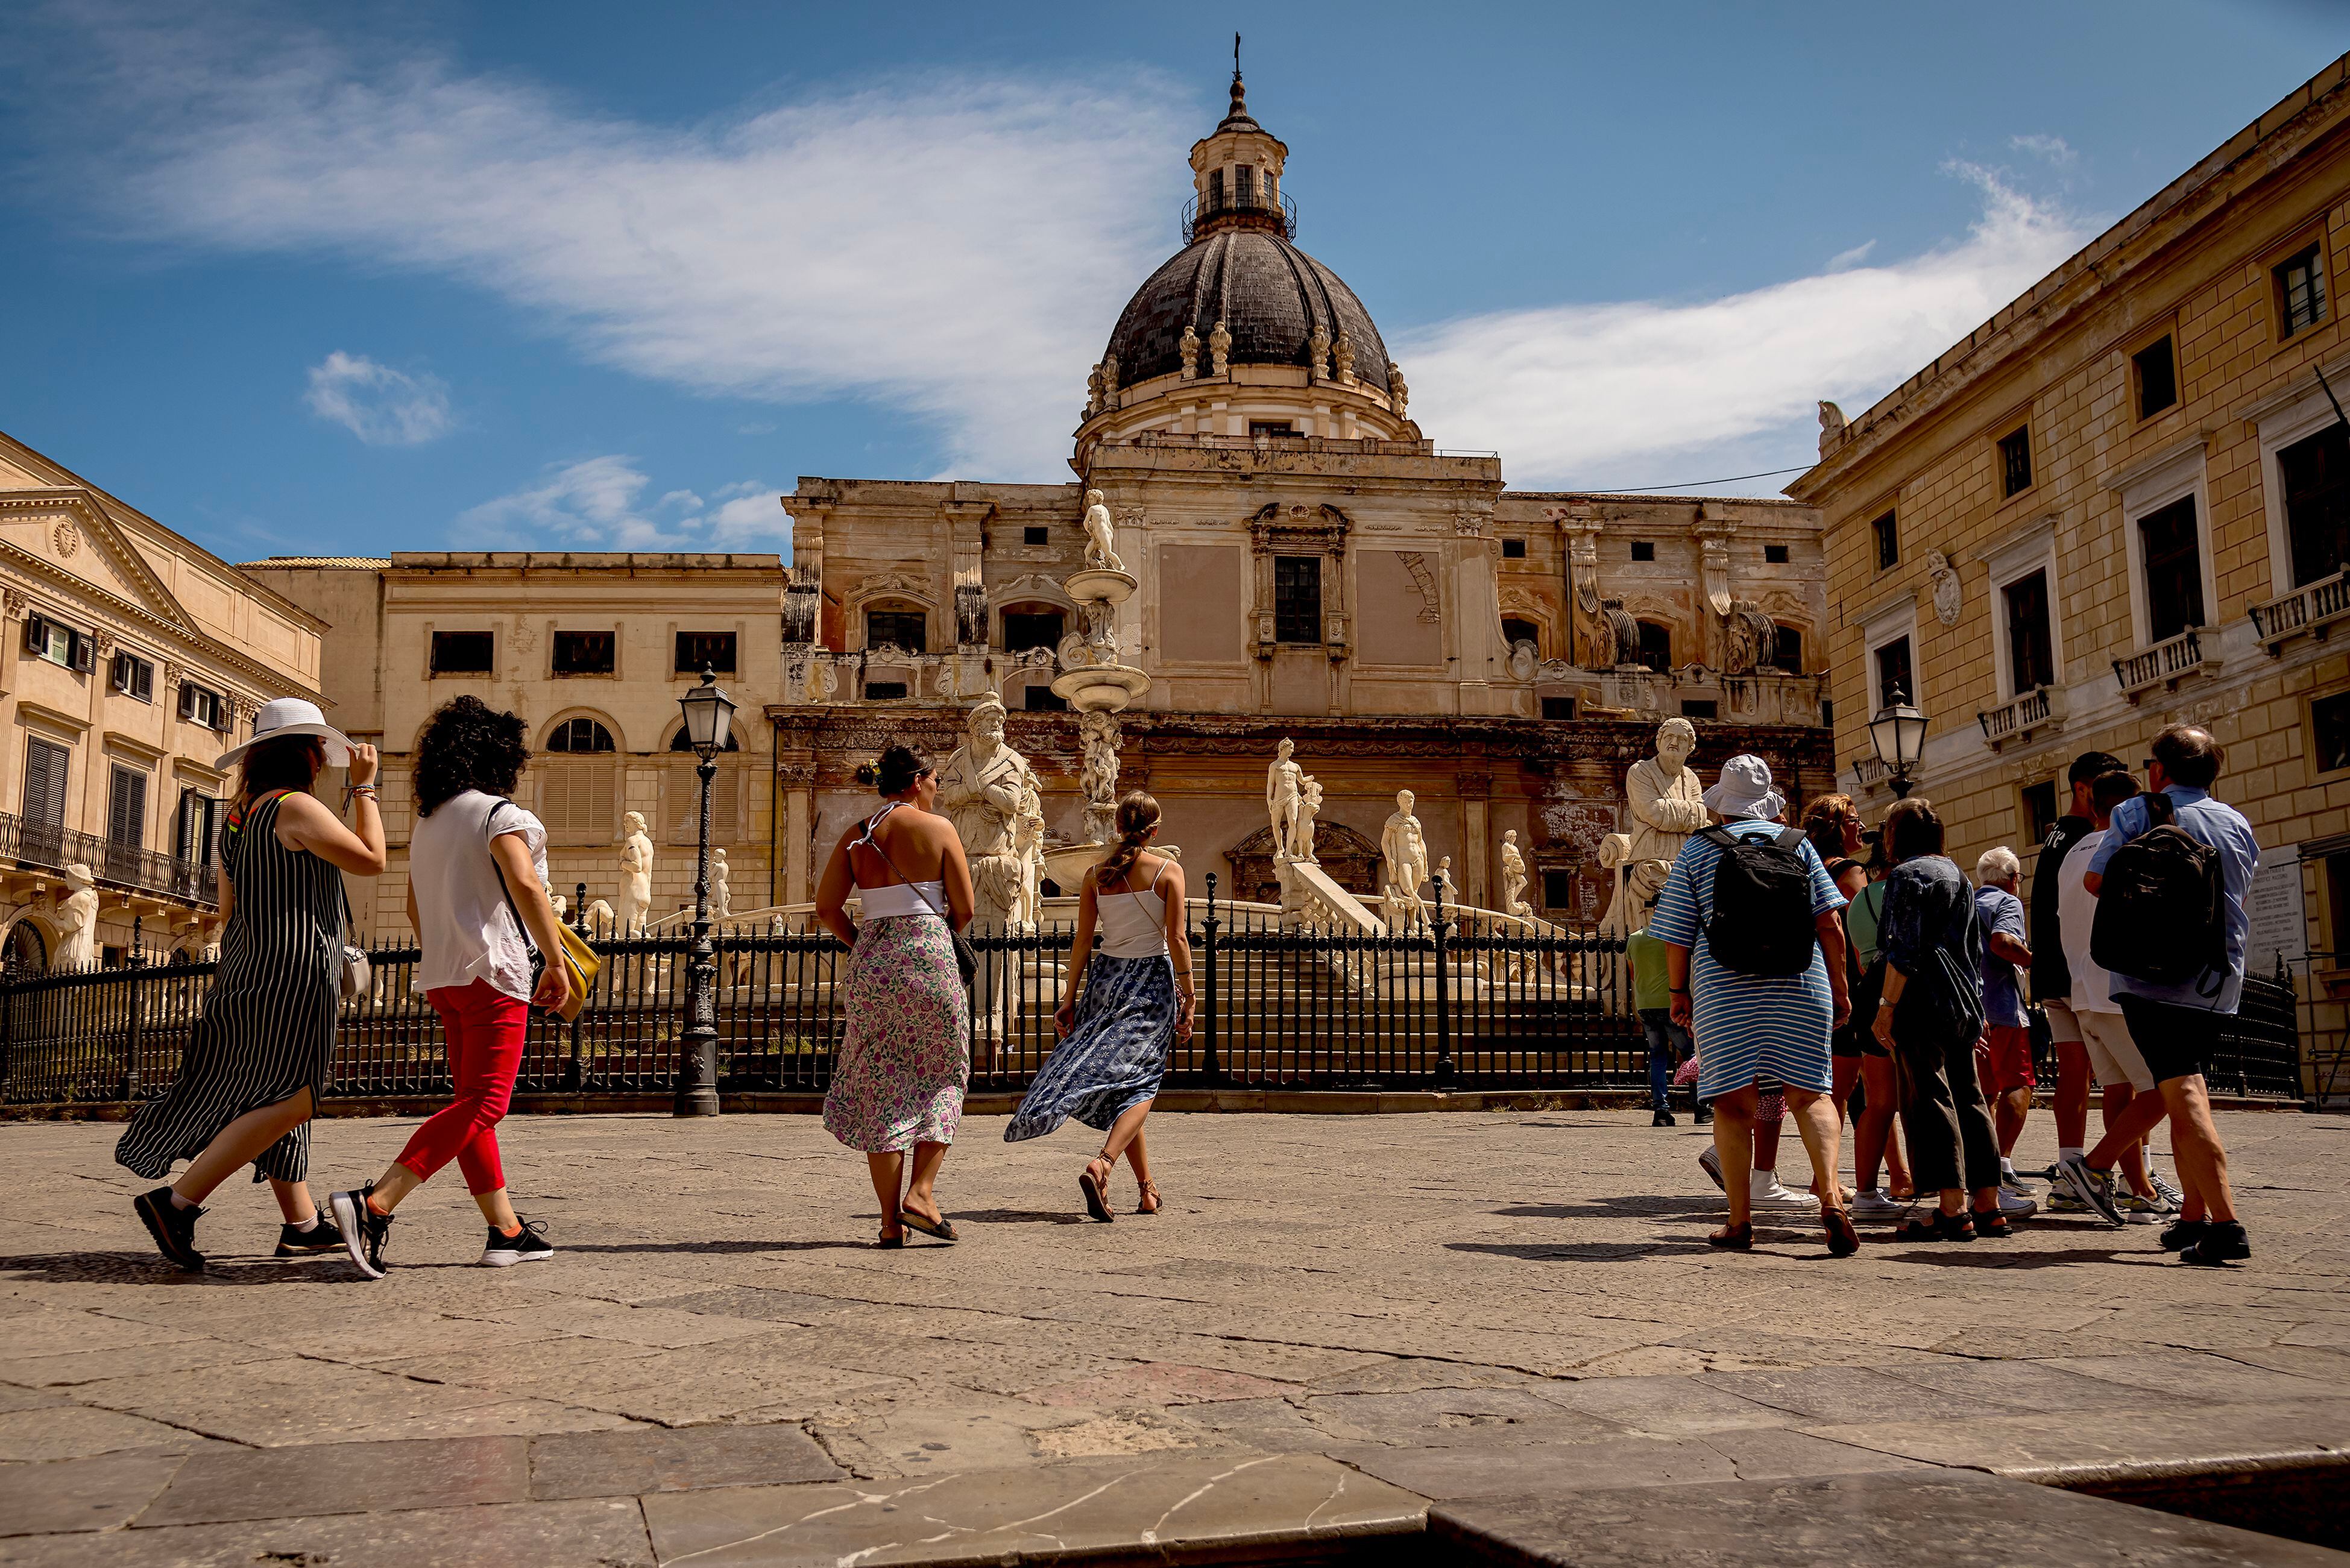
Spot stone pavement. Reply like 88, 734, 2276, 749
1, 1107, 2347, 1564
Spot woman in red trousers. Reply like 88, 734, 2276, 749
330, 697, 570, 1276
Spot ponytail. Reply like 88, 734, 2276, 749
1095, 791, 1161, 886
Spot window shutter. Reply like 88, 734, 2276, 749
22, 614, 44, 655
540, 760, 616, 844
68, 631, 96, 673
668, 761, 741, 843
108, 767, 146, 849
177, 684, 197, 720
23, 740, 70, 830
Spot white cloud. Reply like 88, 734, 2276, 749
1826, 239, 1877, 272
2009, 133, 2078, 168
1397, 163, 2093, 490
456, 458, 787, 553
36, 9, 1185, 479
303, 350, 452, 444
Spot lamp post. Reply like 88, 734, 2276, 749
1868, 687, 1930, 800
672, 665, 737, 1118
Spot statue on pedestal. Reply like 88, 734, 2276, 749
1179, 324, 1201, 380
1382, 789, 1431, 928
1208, 318, 1230, 376
936, 695, 1037, 933
1297, 775, 1323, 865
616, 811, 654, 934
1432, 855, 1457, 908
1082, 488, 1124, 573
1626, 718, 1707, 871
1077, 709, 1121, 845
53, 864, 98, 971
1012, 779, 1046, 931
712, 848, 732, 919
1499, 829, 1531, 920
1265, 738, 1305, 860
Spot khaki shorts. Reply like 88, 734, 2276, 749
2077, 1009, 2154, 1093
2041, 999, 2084, 1045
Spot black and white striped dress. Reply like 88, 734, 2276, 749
116, 792, 344, 1183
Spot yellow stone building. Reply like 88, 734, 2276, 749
1792, 52, 2350, 1071
0, 430, 327, 969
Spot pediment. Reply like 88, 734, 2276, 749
1, 488, 192, 632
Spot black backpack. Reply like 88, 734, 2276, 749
1699, 824, 1818, 977
2090, 795, 2226, 991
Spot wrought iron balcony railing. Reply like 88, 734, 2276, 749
0, 810, 218, 907
1182, 189, 1297, 242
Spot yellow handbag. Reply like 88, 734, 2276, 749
487, 802, 603, 1021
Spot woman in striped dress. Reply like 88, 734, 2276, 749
1006, 792, 1192, 1221
1648, 754, 1855, 1256
117, 699, 386, 1272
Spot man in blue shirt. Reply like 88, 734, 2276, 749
2053, 725, 2259, 1266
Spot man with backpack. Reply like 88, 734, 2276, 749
2052, 726, 2258, 1265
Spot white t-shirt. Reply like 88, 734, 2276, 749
2057, 829, 2117, 1014
411, 790, 548, 1001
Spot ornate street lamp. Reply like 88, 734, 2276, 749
672, 666, 737, 1118
1868, 687, 1930, 801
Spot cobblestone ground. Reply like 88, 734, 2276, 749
1, 1107, 2346, 1564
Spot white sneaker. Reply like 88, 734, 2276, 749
1999, 1171, 2037, 1199
2116, 1192, 2169, 1225
2147, 1172, 2185, 1212
1850, 1187, 1904, 1217
1698, 1145, 1724, 1191
1749, 1176, 1815, 1211
1994, 1187, 2038, 1220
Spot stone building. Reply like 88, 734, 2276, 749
245, 554, 786, 936
779, 71, 1833, 918
1, 429, 327, 969
1791, 53, 2349, 1047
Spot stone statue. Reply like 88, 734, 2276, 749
1500, 830, 1531, 919
53, 864, 98, 971
1100, 351, 1120, 402
1625, 719, 1707, 871
1308, 324, 1331, 381
1332, 329, 1355, 383
1012, 779, 1046, 931
1265, 737, 1305, 861
1084, 363, 1102, 421
617, 811, 654, 934
585, 898, 616, 937
1077, 708, 1121, 845
936, 694, 1036, 932
1432, 855, 1457, 907
1722, 599, 1778, 675
1082, 488, 1124, 573
1817, 400, 1847, 455
1382, 789, 1431, 928
1297, 775, 1323, 865
1598, 599, 1642, 670
1927, 549, 1962, 627
1208, 318, 1230, 376
1179, 324, 1201, 380
712, 848, 731, 919
1387, 361, 1409, 417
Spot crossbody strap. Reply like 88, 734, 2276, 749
482, 798, 541, 959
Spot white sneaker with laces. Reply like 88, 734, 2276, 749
1749, 1176, 1814, 1211
1698, 1145, 1724, 1192
2116, 1192, 2168, 1225
1850, 1187, 1904, 1217
1994, 1187, 2038, 1219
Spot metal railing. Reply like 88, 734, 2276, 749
1182, 189, 1297, 242
0, 811, 218, 907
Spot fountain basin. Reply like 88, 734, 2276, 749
1050, 664, 1151, 711
1063, 567, 1138, 606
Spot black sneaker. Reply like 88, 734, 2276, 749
479, 1219, 555, 1268
1651, 1109, 1675, 1127
274, 1214, 347, 1258
2159, 1217, 2207, 1253
328, 1183, 393, 1280
133, 1187, 205, 1273
2179, 1221, 2251, 1267
1693, 1106, 1713, 1126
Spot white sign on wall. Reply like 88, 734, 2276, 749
2244, 853, 2308, 974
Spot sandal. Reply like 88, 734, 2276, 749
1079, 1160, 1115, 1223
1136, 1180, 1162, 1217
877, 1226, 905, 1249
1895, 1212, 1974, 1242
1707, 1221, 1754, 1251
1969, 1209, 2012, 1239
898, 1203, 957, 1243
1822, 1206, 1860, 1258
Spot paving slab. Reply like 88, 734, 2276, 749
1804, 1395, 2350, 1484
529, 1422, 843, 1500
0, 1497, 653, 1567
0, 1452, 185, 1537
137, 1435, 530, 1528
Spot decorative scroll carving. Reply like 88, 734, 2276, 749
1396, 551, 1441, 623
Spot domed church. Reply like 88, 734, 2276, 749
776, 66, 1832, 921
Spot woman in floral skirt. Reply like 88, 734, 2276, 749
814, 745, 975, 1246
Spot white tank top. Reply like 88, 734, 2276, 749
1095, 860, 1170, 959
852, 803, 947, 922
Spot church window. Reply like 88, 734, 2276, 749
865, 607, 927, 654
1541, 696, 1576, 721
545, 717, 616, 754
1872, 509, 1900, 570
1501, 538, 1527, 559
675, 631, 737, 675
430, 630, 494, 676
1001, 609, 1065, 653
1630, 541, 1655, 562
2280, 421, 2350, 588
1274, 556, 1321, 643
552, 631, 616, 676
1236, 165, 1256, 206
1635, 620, 1672, 672
1765, 544, 1789, 564
1207, 168, 1224, 210
1502, 617, 1541, 653
1772, 625, 1803, 673
1250, 421, 1295, 438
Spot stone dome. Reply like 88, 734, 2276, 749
1103, 228, 1392, 396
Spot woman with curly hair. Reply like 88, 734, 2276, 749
328, 696, 572, 1277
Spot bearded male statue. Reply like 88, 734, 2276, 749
1625, 717, 1707, 871
936, 695, 1037, 933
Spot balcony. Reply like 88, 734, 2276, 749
1181, 189, 1297, 243
1849, 755, 1893, 792
0, 811, 218, 907
2249, 567, 2350, 654
2112, 628, 2213, 702
1977, 684, 2064, 751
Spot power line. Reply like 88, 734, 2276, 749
1586, 464, 1812, 494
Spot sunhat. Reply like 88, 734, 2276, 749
213, 697, 353, 772
1701, 754, 1785, 822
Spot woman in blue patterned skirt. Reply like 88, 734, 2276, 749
1007, 792, 1192, 1221
1648, 755, 1856, 1256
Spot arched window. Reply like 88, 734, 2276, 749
1000, 604, 1065, 655
1501, 617, 1542, 654
1636, 621, 1674, 673
864, 603, 927, 655
1772, 625, 1804, 675
546, 717, 617, 754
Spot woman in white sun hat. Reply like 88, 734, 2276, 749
117, 697, 385, 1273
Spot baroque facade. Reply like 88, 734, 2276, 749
778, 72, 1833, 917
0, 429, 327, 969
1792, 52, 2349, 1047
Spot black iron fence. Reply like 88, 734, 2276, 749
0, 878, 2309, 1109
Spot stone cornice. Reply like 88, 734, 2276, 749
1, 549, 321, 706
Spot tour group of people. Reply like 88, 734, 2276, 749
1625, 731, 2258, 1264
118, 690, 2257, 1275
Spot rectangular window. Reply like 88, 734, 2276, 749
1024, 684, 1068, 711
430, 629, 494, 675
1022, 525, 1050, 546
1680, 699, 1719, 719
551, 630, 616, 676
1874, 635, 1914, 710
176, 684, 227, 731
110, 652, 154, 702
2137, 495, 2206, 641
1636, 622, 1672, 673
865, 609, 926, 654
1765, 544, 1789, 564
1872, 509, 1900, 570
2314, 688, 2350, 775
1540, 696, 1576, 720
22, 738, 69, 830
2278, 242, 2328, 338
107, 766, 146, 850
21, 614, 93, 672
1630, 541, 1655, 562
2134, 335, 2178, 420
862, 680, 909, 701
1541, 870, 1573, 910
1501, 538, 1527, 559
674, 631, 737, 675
538, 760, 617, 844
1001, 610, 1065, 653
175, 789, 219, 867
2002, 570, 2055, 694
1235, 165, 1256, 206
1249, 420, 1295, 438
2021, 781, 2058, 845
1273, 555, 1321, 644
1999, 426, 2033, 498
1772, 624, 1803, 674
1207, 168, 1224, 210
2280, 423, 2350, 588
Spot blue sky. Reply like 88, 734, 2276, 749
2, 1, 2342, 565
